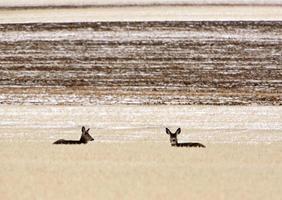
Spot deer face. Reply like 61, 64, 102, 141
166, 128, 181, 146
81, 126, 94, 143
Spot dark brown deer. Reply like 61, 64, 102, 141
165, 128, 205, 148
53, 126, 94, 144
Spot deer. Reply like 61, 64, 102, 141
165, 128, 205, 148
53, 126, 94, 144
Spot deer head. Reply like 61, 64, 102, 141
80, 126, 94, 144
166, 128, 181, 146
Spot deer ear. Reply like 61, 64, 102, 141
175, 128, 181, 135
82, 126, 85, 132
166, 128, 171, 135
86, 128, 90, 132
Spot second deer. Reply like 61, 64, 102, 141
165, 128, 205, 148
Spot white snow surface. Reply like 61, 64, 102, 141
0, 105, 282, 143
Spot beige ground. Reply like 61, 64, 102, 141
1, 5, 282, 23
0, 105, 281, 199
0, 141, 281, 200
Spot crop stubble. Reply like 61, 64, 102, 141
0, 21, 281, 105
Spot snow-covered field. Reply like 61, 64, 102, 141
1, 5, 281, 23
1, 105, 281, 144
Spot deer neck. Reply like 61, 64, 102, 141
79, 135, 88, 144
